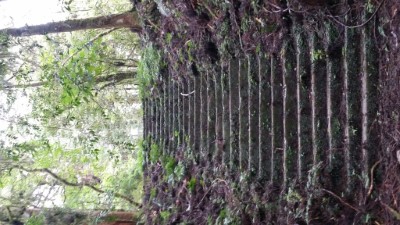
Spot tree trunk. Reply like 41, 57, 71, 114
95, 72, 135, 83
24, 208, 138, 225
2, 81, 45, 89
2, 72, 135, 89
0, 12, 141, 37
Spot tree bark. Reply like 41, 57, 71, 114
95, 72, 135, 83
0, 12, 142, 37
2, 72, 135, 89
2, 81, 45, 89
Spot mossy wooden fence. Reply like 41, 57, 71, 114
142, 9, 381, 224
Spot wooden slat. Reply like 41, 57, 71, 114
270, 55, 283, 186
343, 21, 362, 194
239, 59, 249, 172
181, 77, 189, 145
248, 55, 259, 175
159, 80, 165, 149
168, 77, 174, 154
258, 54, 271, 180
207, 71, 216, 164
163, 77, 169, 155
222, 63, 231, 167
294, 27, 313, 183
193, 76, 201, 162
282, 40, 298, 187
309, 32, 328, 177
215, 67, 224, 164
325, 23, 345, 192
229, 59, 240, 172
200, 74, 208, 160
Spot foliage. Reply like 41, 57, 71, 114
187, 177, 197, 193
0, 0, 143, 223
0, 138, 143, 210
41, 38, 106, 106
137, 43, 161, 98
149, 143, 160, 163
25, 214, 45, 225
160, 210, 171, 222
0, 33, 9, 77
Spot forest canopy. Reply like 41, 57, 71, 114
0, 0, 144, 224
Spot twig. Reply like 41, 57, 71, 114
195, 178, 228, 209
61, 28, 119, 67
145, 19, 161, 31
199, 2, 218, 20
327, 0, 386, 29
381, 202, 400, 220
367, 159, 382, 197
321, 188, 361, 213
230, 5, 245, 53
180, 90, 195, 96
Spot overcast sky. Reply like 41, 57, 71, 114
0, 0, 67, 29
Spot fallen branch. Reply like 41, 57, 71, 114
12, 166, 141, 207
381, 202, 400, 220
321, 188, 361, 213
367, 159, 382, 197
195, 178, 228, 209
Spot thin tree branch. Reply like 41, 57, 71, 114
321, 188, 361, 213
12, 166, 141, 207
367, 159, 382, 197
327, 0, 386, 29
2, 81, 46, 89
1, 11, 141, 37
61, 28, 119, 67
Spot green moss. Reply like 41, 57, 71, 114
150, 188, 157, 199
137, 44, 162, 99
150, 143, 160, 163
163, 156, 176, 177
285, 188, 303, 204
160, 210, 171, 222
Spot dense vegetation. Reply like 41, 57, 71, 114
0, 0, 144, 224
2, 0, 400, 224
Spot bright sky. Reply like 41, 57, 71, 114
0, 0, 67, 139
0, 0, 68, 29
